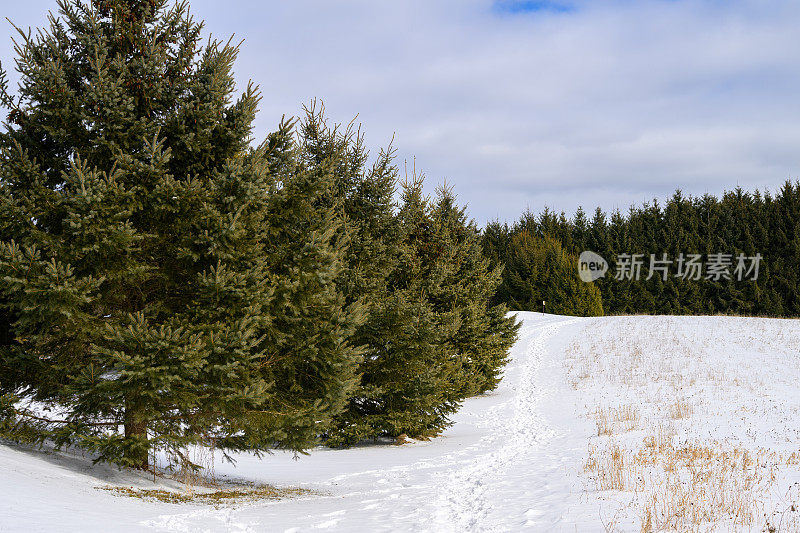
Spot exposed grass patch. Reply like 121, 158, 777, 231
595, 404, 640, 436
98, 483, 316, 505
584, 437, 793, 530
568, 317, 800, 531
666, 399, 693, 420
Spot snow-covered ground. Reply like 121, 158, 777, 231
2, 313, 800, 532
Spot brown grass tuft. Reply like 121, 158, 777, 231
595, 404, 640, 436
98, 484, 316, 505
584, 435, 790, 531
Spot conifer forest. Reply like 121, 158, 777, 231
2, 2, 800, 531
0, 0, 519, 469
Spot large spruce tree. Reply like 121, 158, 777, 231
0, 0, 359, 469
428, 186, 519, 395
345, 178, 464, 442
327, 176, 520, 445
291, 109, 520, 445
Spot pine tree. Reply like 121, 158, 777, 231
331, 179, 464, 444
255, 123, 364, 454
283, 105, 404, 446
489, 182, 798, 319
481, 220, 511, 267
429, 186, 519, 395
290, 110, 520, 445
498, 232, 603, 316
572, 206, 589, 252
326, 176, 522, 446
0, 0, 359, 469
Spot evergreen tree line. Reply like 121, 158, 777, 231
0, 0, 519, 470
483, 183, 800, 317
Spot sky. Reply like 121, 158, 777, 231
2, 0, 800, 225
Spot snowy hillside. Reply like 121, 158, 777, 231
2, 313, 800, 532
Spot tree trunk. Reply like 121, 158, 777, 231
123, 398, 149, 470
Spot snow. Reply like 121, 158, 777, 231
2, 313, 800, 532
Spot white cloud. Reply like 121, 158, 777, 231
4, 0, 800, 224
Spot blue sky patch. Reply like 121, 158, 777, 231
493, 1, 576, 15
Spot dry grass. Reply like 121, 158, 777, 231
99, 445, 319, 506
640, 507, 653, 533
596, 405, 640, 436
567, 317, 800, 531
98, 483, 315, 505
763, 483, 800, 532
584, 437, 789, 531
666, 399, 693, 420
585, 443, 628, 491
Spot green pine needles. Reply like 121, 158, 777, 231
484, 184, 800, 318
0, 0, 519, 469
496, 232, 603, 317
